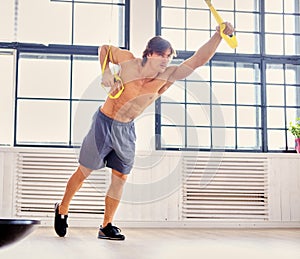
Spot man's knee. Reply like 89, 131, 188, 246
79, 164, 93, 178
107, 170, 127, 200
112, 169, 128, 181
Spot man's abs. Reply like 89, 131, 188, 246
100, 78, 165, 122
101, 92, 158, 122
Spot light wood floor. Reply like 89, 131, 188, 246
1, 227, 300, 259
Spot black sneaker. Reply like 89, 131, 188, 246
98, 223, 125, 240
54, 202, 68, 237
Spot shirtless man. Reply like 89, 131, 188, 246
54, 22, 235, 240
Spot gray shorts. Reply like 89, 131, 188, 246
79, 109, 136, 175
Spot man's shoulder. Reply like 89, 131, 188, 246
119, 57, 141, 67
158, 66, 177, 79
112, 47, 136, 64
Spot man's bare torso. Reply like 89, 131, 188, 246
101, 58, 172, 122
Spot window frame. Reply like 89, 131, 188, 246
155, 0, 300, 152
0, 0, 130, 148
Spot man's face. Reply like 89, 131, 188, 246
148, 49, 173, 72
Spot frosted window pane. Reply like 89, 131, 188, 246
237, 129, 261, 149
18, 0, 71, 44
265, 0, 283, 13
17, 101, 69, 145
266, 85, 285, 106
162, 8, 185, 28
237, 106, 261, 127
18, 54, 70, 99
72, 56, 104, 100
74, 4, 124, 46
187, 127, 210, 148
267, 108, 285, 128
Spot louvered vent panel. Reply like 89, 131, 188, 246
15, 150, 109, 219
182, 155, 268, 221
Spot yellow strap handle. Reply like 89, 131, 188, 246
101, 45, 124, 99
204, 0, 238, 49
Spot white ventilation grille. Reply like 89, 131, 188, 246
182, 155, 268, 221
15, 150, 109, 219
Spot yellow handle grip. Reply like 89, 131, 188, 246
108, 74, 125, 99
205, 0, 238, 49
219, 23, 238, 49
101, 45, 124, 99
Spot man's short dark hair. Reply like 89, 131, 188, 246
142, 36, 176, 66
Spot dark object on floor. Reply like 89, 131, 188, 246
0, 218, 41, 249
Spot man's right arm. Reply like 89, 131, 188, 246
99, 45, 114, 88
98, 45, 134, 88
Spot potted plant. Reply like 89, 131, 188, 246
288, 117, 300, 153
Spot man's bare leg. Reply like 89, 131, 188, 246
54, 165, 92, 237
102, 169, 127, 227
59, 165, 92, 215
98, 169, 127, 240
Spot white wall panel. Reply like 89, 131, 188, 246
0, 149, 16, 217
268, 155, 300, 222
0, 147, 300, 227
0, 151, 4, 214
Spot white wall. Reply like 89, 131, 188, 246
268, 155, 300, 222
130, 0, 156, 55
0, 149, 15, 217
130, 0, 157, 152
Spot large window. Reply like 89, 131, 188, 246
0, 0, 129, 147
15, 50, 105, 146
156, 0, 300, 152
12, 0, 128, 46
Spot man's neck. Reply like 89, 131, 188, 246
139, 60, 159, 79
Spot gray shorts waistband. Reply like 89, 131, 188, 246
98, 108, 134, 127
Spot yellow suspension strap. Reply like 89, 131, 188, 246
101, 45, 125, 99
204, 0, 238, 49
